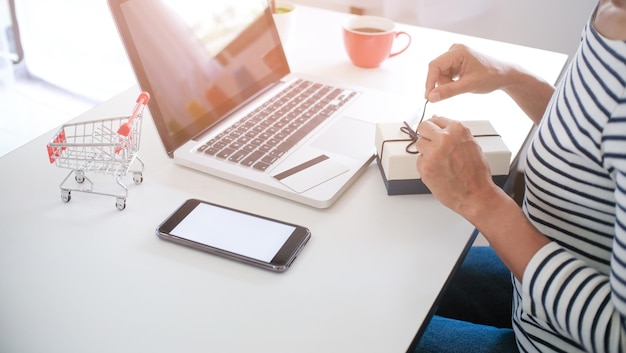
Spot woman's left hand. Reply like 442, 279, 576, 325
415, 116, 498, 219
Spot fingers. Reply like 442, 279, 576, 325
416, 116, 475, 156
418, 115, 452, 136
424, 44, 467, 101
415, 116, 449, 154
424, 58, 457, 102
427, 81, 470, 103
424, 66, 447, 101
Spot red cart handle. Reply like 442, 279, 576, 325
117, 92, 150, 137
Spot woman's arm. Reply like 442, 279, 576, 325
414, 116, 550, 280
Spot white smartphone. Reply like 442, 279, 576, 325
156, 199, 311, 272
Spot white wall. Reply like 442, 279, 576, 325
295, 0, 597, 57
11, 0, 597, 101
394, 0, 596, 57
14, 0, 135, 101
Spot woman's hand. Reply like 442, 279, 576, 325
415, 116, 499, 219
425, 44, 510, 102
425, 44, 555, 124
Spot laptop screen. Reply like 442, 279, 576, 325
109, 0, 289, 155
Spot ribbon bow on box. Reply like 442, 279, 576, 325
399, 121, 420, 154
379, 99, 429, 159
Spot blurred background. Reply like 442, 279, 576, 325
0, 0, 596, 157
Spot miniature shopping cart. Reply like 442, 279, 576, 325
47, 92, 150, 210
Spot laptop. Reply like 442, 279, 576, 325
108, 0, 392, 208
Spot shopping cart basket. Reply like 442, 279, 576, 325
47, 92, 150, 210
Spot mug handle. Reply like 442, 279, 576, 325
389, 31, 412, 58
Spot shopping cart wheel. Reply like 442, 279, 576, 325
116, 197, 126, 211
75, 170, 85, 183
133, 172, 143, 184
61, 190, 71, 203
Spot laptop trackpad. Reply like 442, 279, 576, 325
273, 155, 349, 193
272, 116, 373, 193
310, 116, 374, 159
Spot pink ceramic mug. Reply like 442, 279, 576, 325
343, 16, 412, 68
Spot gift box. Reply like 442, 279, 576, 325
375, 120, 511, 195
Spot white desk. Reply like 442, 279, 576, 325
0, 6, 567, 353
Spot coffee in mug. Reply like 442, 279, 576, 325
352, 27, 386, 33
343, 16, 411, 68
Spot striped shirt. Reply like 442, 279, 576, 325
514, 7, 626, 353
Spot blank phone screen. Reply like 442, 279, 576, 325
170, 203, 295, 262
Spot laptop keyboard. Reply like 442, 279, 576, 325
197, 79, 357, 171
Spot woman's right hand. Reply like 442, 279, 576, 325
424, 44, 511, 102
